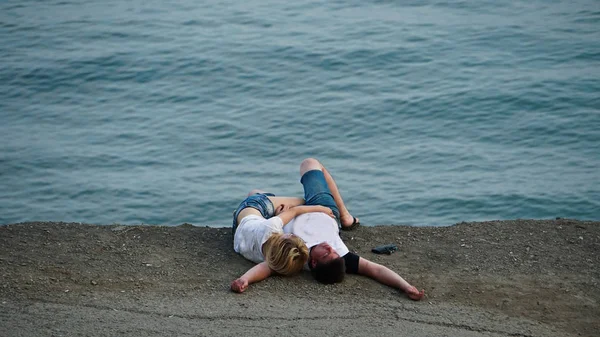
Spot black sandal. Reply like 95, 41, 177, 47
340, 216, 360, 231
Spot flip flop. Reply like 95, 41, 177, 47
340, 216, 360, 231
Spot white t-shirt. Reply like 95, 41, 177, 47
233, 215, 284, 264
282, 212, 349, 257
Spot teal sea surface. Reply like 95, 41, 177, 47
1, 0, 599, 226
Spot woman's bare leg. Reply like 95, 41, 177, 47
246, 190, 304, 216
247, 189, 268, 196
299, 158, 358, 228
269, 196, 305, 215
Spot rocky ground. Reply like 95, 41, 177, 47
0, 219, 598, 337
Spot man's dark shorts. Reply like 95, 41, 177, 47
300, 169, 340, 223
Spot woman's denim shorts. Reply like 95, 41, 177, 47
232, 193, 275, 234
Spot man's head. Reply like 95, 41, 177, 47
308, 242, 345, 284
263, 233, 308, 276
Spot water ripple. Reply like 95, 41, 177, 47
1, 0, 598, 226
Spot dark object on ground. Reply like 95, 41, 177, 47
372, 244, 398, 255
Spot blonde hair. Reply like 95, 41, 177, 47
262, 234, 308, 275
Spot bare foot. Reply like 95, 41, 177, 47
406, 286, 425, 301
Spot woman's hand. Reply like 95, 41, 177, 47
275, 204, 291, 216
230, 278, 249, 293
310, 205, 335, 218
279, 205, 335, 226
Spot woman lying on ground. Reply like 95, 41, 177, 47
230, 190, 335, 293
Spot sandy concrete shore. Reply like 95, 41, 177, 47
1, 219, 598, 337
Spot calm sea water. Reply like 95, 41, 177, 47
1, 0, 599, 227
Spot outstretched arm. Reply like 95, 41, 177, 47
357, 257, 424, 301
231, 262, 272, 293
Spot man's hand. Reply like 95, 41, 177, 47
407, 286, 425, 301
230, 278, 249, 293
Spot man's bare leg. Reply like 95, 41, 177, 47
299, 158, 358, 229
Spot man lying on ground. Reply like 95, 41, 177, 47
231, 158, 424, 301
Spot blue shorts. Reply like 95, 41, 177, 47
301, 170, 340, 221
232, 193, 275, 234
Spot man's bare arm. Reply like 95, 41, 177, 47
357, 257, 424, 300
